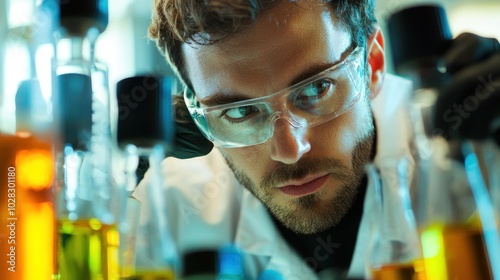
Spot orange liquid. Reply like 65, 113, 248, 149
371, 261, 426, 280
0, 133, 55, 280
420, 224, 493, 280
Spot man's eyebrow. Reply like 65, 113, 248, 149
289, 45, 356, 85
200, 92, 249, 107
290, 44, 356, 86
200, 60, 344, 107
288, 62, 337, 86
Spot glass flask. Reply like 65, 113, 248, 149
366, 157, 426, 280
416, 138, 498, 280
115, 75, 178, 279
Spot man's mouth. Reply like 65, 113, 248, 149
277, 174, 330, 197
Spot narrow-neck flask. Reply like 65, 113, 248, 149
366, 158, 425, 280
116, 75, 177, 279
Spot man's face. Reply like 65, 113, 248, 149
182, 2, 375, 234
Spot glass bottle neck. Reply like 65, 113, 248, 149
376, 158, 418, 229
54, 27, 99, 74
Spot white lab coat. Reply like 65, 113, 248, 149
133, 74, 414, 280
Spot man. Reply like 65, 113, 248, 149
139, 0, 500, 279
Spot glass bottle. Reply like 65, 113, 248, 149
366, 157, 425, 280
52, 1, 120, 279
388, 5, 500, 279
115, 75, 178, 279
0, 1, 57, 279
415, 138, 496, 280
181, 245, 246, 280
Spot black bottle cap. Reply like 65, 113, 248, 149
387, 4, 452, 76
59, 0, 108, 35
57, 73, 93, 150
116, 75, 175, 151
182, 250, 218, 277
182, 246, 245, 278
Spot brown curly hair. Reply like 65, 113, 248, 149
148, 0, 376, 91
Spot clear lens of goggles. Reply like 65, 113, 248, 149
185, 46, 365, 148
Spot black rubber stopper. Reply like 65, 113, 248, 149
59, 0, 108, 35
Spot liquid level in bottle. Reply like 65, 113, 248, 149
122, 270, 175, 280
57, 218, 119, 280
371, 261, 426, 280
420, 224, 493, 280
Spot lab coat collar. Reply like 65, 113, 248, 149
234, 189, 277, 257
234, 189, 318, 279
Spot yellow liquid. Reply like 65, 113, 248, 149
57, 219, 119, 280
122, 270, 175, 280
420, 224, 493, 280
0, 134, 55, 280
371, 261, 426, 280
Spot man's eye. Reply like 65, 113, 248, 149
294, 80, 334, 107
223, 106, 259, 122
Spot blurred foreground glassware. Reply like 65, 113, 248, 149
416, 138, 497, 280
0, 134, 56, 280
366, 157, 426, 280
470, 140, 500, 219
115, 75, 177, 279
0, 136, 55, 280
0, 0, 57, 279
387, 4, 500, 280
461, 141, 500, 279
131, 146, 178, 279
181, 245, 246, 280
52, 1, 121, 279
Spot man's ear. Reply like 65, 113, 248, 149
367, 25, 386, 99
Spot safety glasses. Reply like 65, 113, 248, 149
184, 46, 365, 148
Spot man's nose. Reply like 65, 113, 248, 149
269, 118, 311, 164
